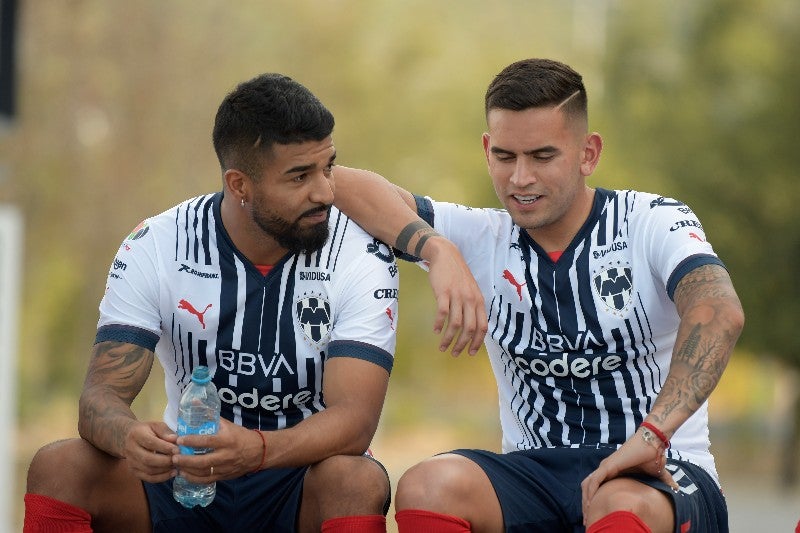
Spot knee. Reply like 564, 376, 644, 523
584, 479, 668, 526
395, 455, 470, 510
26, 438, 118, 499
305, 455, 389, 511
27, 439, 78, 494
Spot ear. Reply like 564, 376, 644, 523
224, 168, 250, 203
482, 132, 491, 164
579, 132, 603, 177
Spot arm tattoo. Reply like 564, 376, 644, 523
650, 264, 744, 426
396, 220, 442, 257
79, 341, 154, 455
396, 220, 429, 252
413, 228, 439, 257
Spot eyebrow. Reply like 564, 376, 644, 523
490, 145, 559, 157
284, 151, 337, 175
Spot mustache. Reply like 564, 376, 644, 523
300, 205, 331, 218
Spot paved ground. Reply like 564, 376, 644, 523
724, 478, 799, 532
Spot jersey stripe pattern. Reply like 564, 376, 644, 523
97, 192, 398, 432
414, 188, 724, 480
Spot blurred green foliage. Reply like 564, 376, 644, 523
603, 0, 800, 365
601, 0, 800, 483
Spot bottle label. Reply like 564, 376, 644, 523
177, 418, 218, 455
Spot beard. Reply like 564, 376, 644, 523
251, 198, 331, 255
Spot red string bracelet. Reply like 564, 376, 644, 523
640, 421, 670, 449
252, 429, 267, 473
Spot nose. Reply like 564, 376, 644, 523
510, 158, 537, 188
309, 169, 335, 205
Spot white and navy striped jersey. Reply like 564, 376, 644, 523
414, 188, 724, 480
97, 192, 398, 432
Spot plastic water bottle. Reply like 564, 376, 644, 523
173, 366, 220, 508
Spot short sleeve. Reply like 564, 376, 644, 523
638, 195, 726, 300
327, 236, 398, 373
96, 219, 162, 346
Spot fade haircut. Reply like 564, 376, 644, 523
485, 58, 588, 126
212, 73, 335, 179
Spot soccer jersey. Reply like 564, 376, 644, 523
97, 192, 398, 432
414, 188, 724, 479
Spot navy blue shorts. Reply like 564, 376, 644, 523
452, 447, 728, 533
144, 467, 306, 532
144, 457, 391, 532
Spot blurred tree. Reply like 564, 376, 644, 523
602, 0, 800, 486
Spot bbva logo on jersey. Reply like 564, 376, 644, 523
593, 265, 633, 314
296, 295, 332, 344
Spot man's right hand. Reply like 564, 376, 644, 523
425, 237, 487, 356
123, 421, 178, 483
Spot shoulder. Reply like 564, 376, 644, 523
597, 188, 664, 213
122, 194, 218, 245
422, 196, 514, 234
326, 207, 398, 268
619, 189, 695, 216
125, 194, 215, 232
154, 193, 218, 228
607, 189, 704, 233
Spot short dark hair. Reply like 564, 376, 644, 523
212, 73, 335, 177
485, 58, 587, 123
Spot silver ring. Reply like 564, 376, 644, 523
210, 465, 214, 476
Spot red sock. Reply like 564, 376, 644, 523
587, 510, 651, 533
321, 515, 386, 533
395, 509, 471, 533
23, 493, 92, 533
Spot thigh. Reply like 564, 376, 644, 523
451, 448, 599, 533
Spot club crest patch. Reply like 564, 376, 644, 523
295, 295, 332, 344
593, 265, 633, 315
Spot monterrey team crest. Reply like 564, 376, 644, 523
593, 265, 633, 315
295, 295, 332, 344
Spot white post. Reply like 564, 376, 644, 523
0, 204, 22, 532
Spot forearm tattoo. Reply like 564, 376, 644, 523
651, 264, 744, 426
79, 341, 153, 454
396, 220, 442, 257
396, 220, 428, 251
413, 228, 439, 257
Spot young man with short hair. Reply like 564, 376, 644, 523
335, 58, 744, 532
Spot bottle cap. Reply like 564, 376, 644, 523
191, 366, 212, 384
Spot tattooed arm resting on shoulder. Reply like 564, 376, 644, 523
333, 166, 487, 356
